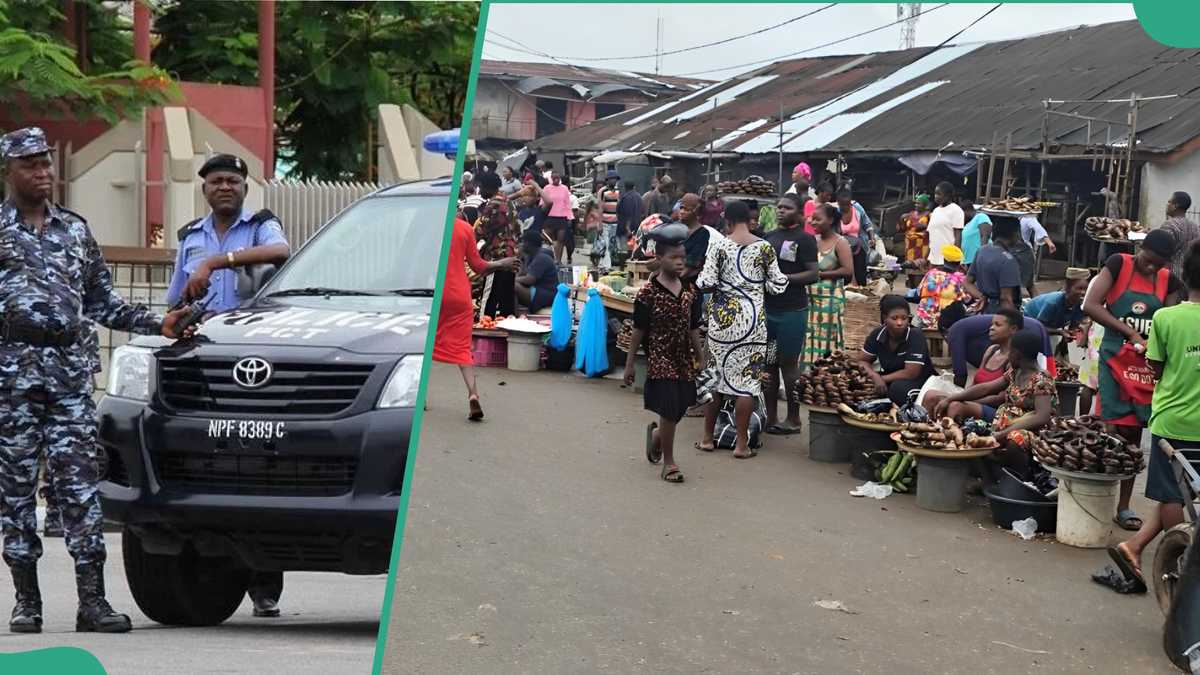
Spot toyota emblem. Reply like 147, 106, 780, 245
232, 357, 273, 389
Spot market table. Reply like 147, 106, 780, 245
892, 432, 993, 513
572, 286, 634, 315
841, 415, 902, 480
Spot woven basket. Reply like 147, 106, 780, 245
843, 296, 880, 352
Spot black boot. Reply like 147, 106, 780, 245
9, 564, 42, 633
42, 509, 64, 538
75, 562, 132, 633
251, 596, 280, 618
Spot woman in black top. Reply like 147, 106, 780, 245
855, 294, 936, 405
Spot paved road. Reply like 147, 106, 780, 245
383, 363, 1176, 675
0, 531, 382, 674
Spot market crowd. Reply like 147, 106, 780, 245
445, 162, 1200, 589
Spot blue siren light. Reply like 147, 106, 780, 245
423, 129, 460, 158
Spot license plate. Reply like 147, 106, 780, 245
207, 419, 287, 440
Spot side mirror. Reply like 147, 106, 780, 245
237, 264, 279, 298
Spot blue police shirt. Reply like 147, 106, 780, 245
167, 209, 289, 311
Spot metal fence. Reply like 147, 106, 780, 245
94, 247, 177, 392
263, 180, 380, 246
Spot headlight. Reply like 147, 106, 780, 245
106, 345, 154, 402
377, 355, 423, 409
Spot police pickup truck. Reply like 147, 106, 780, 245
98, 175, 449, 626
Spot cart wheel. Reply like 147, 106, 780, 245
1154, 524, 1192, 616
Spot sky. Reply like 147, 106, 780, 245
482, 3, 1138, 79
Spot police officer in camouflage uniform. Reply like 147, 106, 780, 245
0, 127, 191, 633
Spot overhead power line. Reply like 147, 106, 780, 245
490, 5, 836, 64
671, 3, 952, 77
933, 2, 1003, 49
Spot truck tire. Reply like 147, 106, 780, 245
122, 527, 250, 626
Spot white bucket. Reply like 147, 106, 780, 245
506, 332, 543, 372
1054, 475, 1119, 548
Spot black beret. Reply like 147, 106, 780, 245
199, 153, 248, 178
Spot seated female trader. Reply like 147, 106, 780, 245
515, 229, 559, 314
932, 330, 1057, 476
855, 294, 936, 405
924, 308, 1027, 417
942, 309, 1055, 389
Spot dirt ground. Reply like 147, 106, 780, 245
383, 364, 1177, 675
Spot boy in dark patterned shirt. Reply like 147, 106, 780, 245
624, 233, 704, 484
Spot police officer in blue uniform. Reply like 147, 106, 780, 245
0, 127, 193, 633
168, 153, 291, 618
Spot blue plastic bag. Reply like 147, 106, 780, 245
573, 287, 609, 377
549, 283, 572, 351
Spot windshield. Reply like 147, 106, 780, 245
262, 194, 446, 295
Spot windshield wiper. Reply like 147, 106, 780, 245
388, 288, 436, 297
265, 287, 383, 298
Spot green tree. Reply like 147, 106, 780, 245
0, 0, 179, 124
152, 1, 477, 181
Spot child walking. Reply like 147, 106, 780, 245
623, 227, 705, 483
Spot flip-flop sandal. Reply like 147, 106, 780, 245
661, 465, 684, 483
765, 424, 802, 436
694, 442, 716, 452
1106, 544, 1148, 593
733, 449, 759, 459
1113, 509, 1143, 531
1091, 565, 1145, 594
645, 422, 662, 464
468, 397, 484, 422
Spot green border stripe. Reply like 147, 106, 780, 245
369, 1, 491, 673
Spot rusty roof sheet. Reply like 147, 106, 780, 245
478, 59, 710, 93
531, 21, 1200, 157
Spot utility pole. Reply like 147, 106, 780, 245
777, 101, 785, 193
654, 11, 663, 75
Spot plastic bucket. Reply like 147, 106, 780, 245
914, 456, 970, 512
1055, 382, 1081, 417
843, 426, 895, 478
506, 332, 544, 372
808, 411, 850, 463
1055, 475, 1119, 548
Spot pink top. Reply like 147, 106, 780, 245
542, 184, 572, 218
841, 204, 860, 237
802, 200, 818, 236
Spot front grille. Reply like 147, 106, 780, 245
153, 452, 357, 496
253, 531, 344, 567
158, 358, 375, 416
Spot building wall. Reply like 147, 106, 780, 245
1141, 150, 1200, 226
472, 78, 646, 143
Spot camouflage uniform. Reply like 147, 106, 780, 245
36, 321, 97, 537
0, 129, 163, 575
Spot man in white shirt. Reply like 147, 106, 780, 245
1019, 214, 1056, 255
927, 181, 964, 265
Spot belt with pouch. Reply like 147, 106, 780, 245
0, 320, 79, 348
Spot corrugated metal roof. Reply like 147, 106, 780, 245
478, 59, 709, 92
531, 21, 1200, 157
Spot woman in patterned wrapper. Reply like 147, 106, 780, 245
695, 201, 789, 459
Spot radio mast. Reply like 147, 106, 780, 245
898, 3, 921, 49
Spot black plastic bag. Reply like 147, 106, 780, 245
853, 398, 894, 415
897, 390, 929, 424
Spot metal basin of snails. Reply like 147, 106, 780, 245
1031, 416, 1145, 476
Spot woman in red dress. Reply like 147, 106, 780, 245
434, 218, 517, 420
